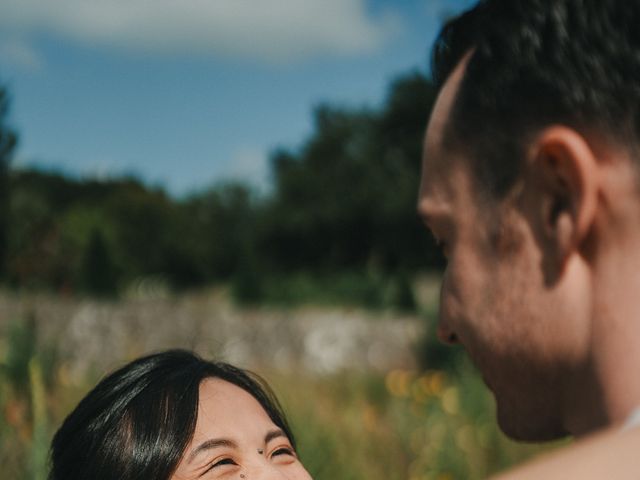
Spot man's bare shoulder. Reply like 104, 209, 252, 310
492, 427, 640, 480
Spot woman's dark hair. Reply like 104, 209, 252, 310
432, 0, 640, 197
48, 349, 296, 480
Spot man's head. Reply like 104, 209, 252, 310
419, 0, 640, 441
431, 0, 640, 199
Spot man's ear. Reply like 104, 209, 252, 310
531, 127, 598, 268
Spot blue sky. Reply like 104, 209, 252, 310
0, 0, 476, 197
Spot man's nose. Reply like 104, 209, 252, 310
436, 322, 458, 345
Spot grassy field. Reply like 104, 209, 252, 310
0, 288, 556, 479
273, 361, 555, 480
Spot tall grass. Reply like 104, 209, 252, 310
0, 314, 555, 479
0, 318, 55, 480
271, 357, 554, 480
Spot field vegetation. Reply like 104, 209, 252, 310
0, 288, 556, 480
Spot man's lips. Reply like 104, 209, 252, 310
461, 342, 495, 392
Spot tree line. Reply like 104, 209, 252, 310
0, 71, 445, 302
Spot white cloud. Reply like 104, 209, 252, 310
0, 0, 401, 62
0, 38, 44, 71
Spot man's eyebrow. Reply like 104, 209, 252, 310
188, 438, 238, 464
264, 429, 287, 444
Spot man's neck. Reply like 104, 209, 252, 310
580, 235, 640, 434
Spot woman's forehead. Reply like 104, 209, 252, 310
194, 378, 276, 435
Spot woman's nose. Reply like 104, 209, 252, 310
243, 462, 291, 480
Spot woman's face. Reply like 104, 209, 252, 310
172, 378, 313, 480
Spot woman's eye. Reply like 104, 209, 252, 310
201, 457, 238, 476
271, 447, 295, 458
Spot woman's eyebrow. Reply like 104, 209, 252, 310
264, 429, 287, 444
188, 438, 238, 464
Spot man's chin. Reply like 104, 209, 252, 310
495, 401, 569, 443
481, 373, 494, 392
478, 367, 498, 396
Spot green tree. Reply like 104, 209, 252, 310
184, 182, 259, 281
263, 71, 444, 275
3, 68, 447, 295
372, 71, 444, 271
264, 106, 379, 272
80, 227, 118, 296
102, 181, 176, 282
0, 86, 18, 279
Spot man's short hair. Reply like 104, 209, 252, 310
432, 0, 640, 197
